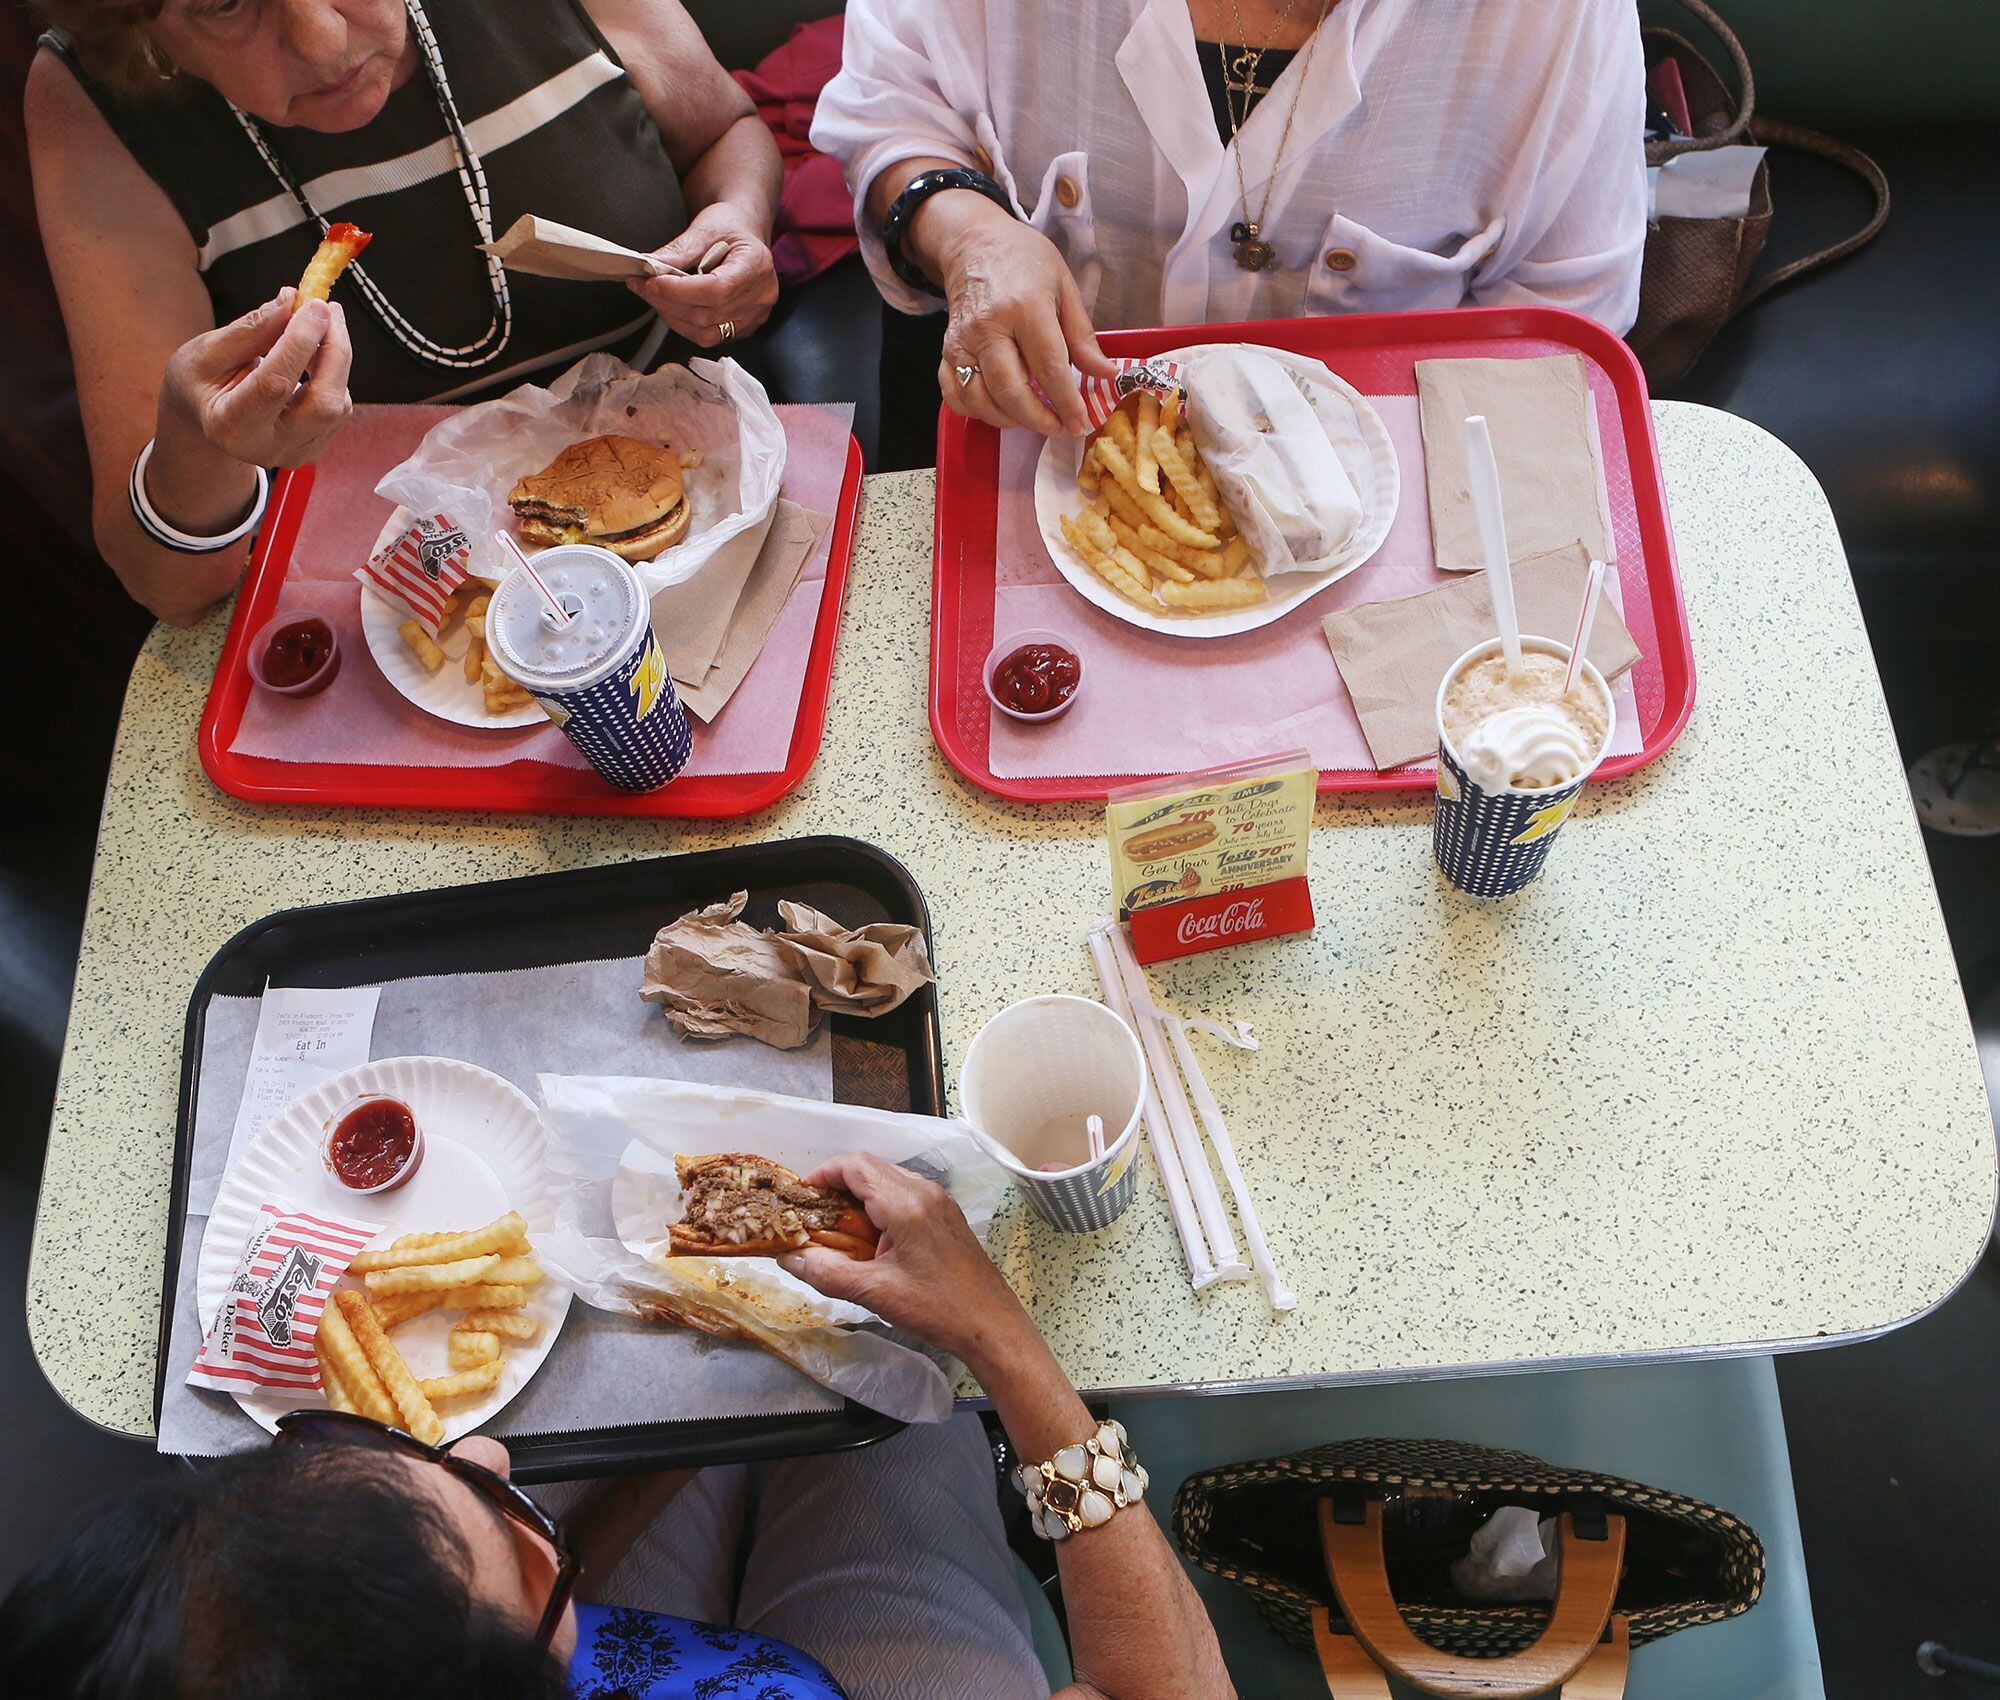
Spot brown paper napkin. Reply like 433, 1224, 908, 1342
674, 501, 828, 723
479, 214, 666, 282
1322, 542, 1641, 770
1416, 354, 1613, 572
640, 892, 936, 1049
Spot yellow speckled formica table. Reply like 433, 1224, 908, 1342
30, 403, 1997, 1438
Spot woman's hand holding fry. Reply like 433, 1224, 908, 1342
156, 289, 353, 482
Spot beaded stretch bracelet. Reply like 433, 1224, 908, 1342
1013, 1418, 1149, 1541
128, 438, 270, 555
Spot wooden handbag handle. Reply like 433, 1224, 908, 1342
1315, 1610, 1630, 1700
1317, 1500, 1626, 1698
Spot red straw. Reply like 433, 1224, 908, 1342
493, 530, 574, 627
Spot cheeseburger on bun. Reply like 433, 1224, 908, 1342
508, 434, 690, 561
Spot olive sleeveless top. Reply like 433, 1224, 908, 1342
47, 0, 687, 404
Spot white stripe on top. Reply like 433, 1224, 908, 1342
198, 51, 625, 270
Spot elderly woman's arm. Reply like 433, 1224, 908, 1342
783, 1156, 1237, 1700
584, 0, 783, 347
813, 0, 1115, 437
25, 50, 352, 626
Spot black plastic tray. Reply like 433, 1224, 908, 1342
165, 836, 943, 1481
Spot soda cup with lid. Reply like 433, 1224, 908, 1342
485, 544, 691, 792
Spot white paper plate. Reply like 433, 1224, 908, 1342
1033, 344, 1400, 638
197, 1055, 571, 1439
359, 509, 543, 730
610, 1139, 876, 1327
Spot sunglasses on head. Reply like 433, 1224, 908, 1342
273, 1410, 578, 1648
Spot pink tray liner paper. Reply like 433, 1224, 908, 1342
229, 401, 855, 778
983, 343, 1648, 779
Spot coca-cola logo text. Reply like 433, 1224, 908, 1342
1175, 897, 1266, 946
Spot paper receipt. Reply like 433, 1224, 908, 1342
223, 983, 381, 1175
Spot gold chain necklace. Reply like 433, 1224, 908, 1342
1221, 0, 1334, 271
1219, 0, 1303, 137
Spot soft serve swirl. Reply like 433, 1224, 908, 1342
1441, 650, 1610, 791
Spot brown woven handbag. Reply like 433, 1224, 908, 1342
1631, 0, 1890, 388
1173, 1435, 1765, 1698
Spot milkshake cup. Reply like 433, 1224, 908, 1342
1432, 635, 1614, 898
959, 996, 1146, 1233
486, 544, 691, 792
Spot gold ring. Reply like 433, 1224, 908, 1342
716, 319, 737, 342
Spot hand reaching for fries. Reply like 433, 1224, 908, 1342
314, 1211, 546, 1443
1061, 391, 1264, 614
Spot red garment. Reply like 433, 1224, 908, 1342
733, 15, 859, 288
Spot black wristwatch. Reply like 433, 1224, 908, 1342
882, 166, 1015, 296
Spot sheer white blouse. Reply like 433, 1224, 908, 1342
812, 0, 1649, 335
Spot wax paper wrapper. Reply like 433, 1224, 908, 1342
186, 1201, 379, 1396
639, 891, 936, 1049
534, 1075, 1009, 1422
374, 352, 786, 596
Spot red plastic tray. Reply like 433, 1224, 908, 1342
931, 306, 1694, 800
200, 434, 862, 816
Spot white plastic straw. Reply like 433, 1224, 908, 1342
1086, 1114, 1105, 1162
1100, 923, 1252, 1284
1464, 414, 1523, 680
1087, 924, 1220, 1288
1161, 1014, 1297, 1313
1562, 559, 1607, 695
494, 530, 574, 627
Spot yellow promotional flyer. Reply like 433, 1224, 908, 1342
1107, 752, 1315, 920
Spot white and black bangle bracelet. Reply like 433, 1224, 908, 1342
128, 438, 270, 555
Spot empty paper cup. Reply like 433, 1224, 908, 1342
959, 995, 1146, 1233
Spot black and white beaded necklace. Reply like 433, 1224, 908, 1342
226, 0, 513, 369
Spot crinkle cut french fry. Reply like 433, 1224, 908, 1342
483, 1255, 543, 1287
398, 621, 446, 673
1105, 514, 1194, 583
449, 1329, 501, 1369
371, 1290, 446, 1331
441, 1282, 527, 1311
364, 1253, 501, 1296
1219, 536, 1254, 576
337, 1290, 443, 1445
1160, 575, 1266, 611
463, 632, 486, 685
420, 1360, 503, 1402
316, 1299, 397, 1426
458, 1309, 539, 1341
1094, 436, 1218, 548
1160, 387, 1182, 439
352, 1214, 528, 1274
1060, 515, 1153, 607
1152, 428, 1221, 530
1102, 407, 1138, 459
320, 1353, 359, 1414
1134, 393, 1160, 494
295, 222, 370, 306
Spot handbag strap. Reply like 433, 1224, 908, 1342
1316, 1500, 1626, 1699
1736, 118, 1892, 306
1646, 0, 1756, 161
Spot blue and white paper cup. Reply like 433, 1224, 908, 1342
486, 544, 691, 792
959, 996, 1146, 1234
1433, 636, 1615, 899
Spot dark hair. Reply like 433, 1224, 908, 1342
0, 1444, 571, 1700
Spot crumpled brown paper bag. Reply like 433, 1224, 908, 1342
772, 899, 935, 1017
640, 892, 935, 1049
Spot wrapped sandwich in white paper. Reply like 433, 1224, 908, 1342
1187, 348, 1364, 576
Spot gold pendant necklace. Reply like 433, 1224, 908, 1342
1222, 0, 1333, 272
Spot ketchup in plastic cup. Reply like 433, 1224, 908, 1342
323, 1093, 423, 1195
249, 611, 341, 698
984, 629, 1083, 723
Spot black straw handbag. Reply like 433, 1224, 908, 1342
1173, 1436, 1765, 1698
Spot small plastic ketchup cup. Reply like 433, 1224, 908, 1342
323, 1094, 424, 1195
249, 611, 342, 698
984, 629, 1083, 723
